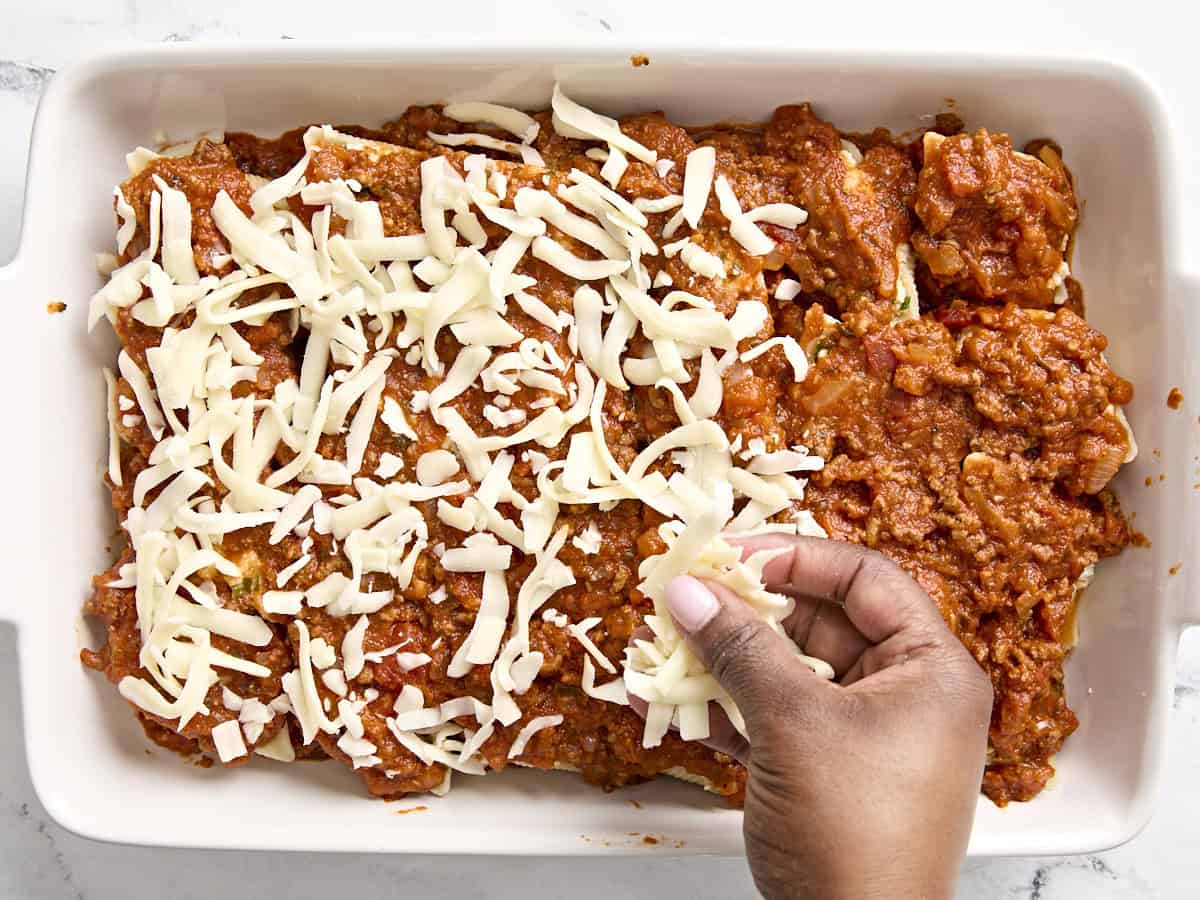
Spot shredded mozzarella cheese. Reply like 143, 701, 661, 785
88, 83, 840, 791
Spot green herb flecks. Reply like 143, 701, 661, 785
231, 575, 261, 600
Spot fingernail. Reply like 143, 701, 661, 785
665, 576, 719, 633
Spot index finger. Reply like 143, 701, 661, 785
730, 533, 947, 646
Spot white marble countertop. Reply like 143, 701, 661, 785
3, 2, 1200, 896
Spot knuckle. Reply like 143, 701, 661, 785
939, 647, 995, 716
966, 659, 995, 709
774, 662, 836, 726
830, 687, 872, 730
851, 550, 929, 608
853, 545, 905, 586
704, 618, 767, 689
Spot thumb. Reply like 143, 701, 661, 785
664, 575, 831, 736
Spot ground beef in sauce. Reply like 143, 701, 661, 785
85, 97, 1134, 809
912, 130, 1077, 309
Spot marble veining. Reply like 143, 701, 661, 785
2, 3, 1200, 897
0, 61, 54, 96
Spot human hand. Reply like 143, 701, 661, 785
640, 535, 992, 900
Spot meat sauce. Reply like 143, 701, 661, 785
84, 100, 1133, 807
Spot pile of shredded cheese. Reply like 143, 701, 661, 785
89, 85, 888, 788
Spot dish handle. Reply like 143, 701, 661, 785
1171, 271, 1200, 631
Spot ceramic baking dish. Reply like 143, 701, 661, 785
2, 44, 1197, 857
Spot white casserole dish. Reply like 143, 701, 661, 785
2, 44, 1197, 857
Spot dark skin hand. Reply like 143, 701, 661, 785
632, 535, 993, 900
